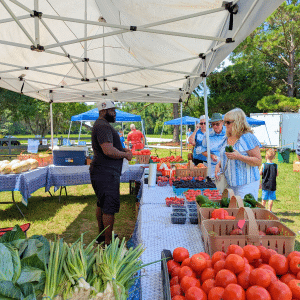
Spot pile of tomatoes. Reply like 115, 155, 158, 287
131, 149, 151, 155
202, 189, 222, 201
151, 155, 184, 163
184, 189, 202, 202
158, 176, 169, 187
166, 197, 185, 207
167, 245, 300, 300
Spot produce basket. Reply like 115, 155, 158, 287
197, 195, 278, 229
175, 165, 207, 178
222, 188, 265, 208
202, 207, 296, 256
134, 154, 150, 164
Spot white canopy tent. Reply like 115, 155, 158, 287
0, 0, 284, 174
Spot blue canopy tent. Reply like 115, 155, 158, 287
69, 108, 146, 144
161, 116, 199, 152
71, 108, 141, 122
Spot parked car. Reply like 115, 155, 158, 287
0, 135, 21, 146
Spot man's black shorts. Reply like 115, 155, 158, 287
90, 173, 120, 215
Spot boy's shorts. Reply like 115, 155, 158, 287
262, 190, 276, 201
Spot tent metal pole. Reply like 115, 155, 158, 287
180, 101, 183, 157
186, 124, 188, 148
7, 0, 33, 14
78, 121, 83, 143
141, 120, 146, 147
0, 0, 35, 45
43, 6, 224, 31
50, 101, 54, 150
84, 0, 87, 79
40, 19, 85, 78
160, 124, 164, 139
34, 0, 40, 46
0, 14, 30, 24
68, 121, 72, 140
203, 67, 211, 178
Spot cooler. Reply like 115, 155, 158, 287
53, 146, 88, 166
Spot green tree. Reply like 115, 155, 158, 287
0, 88, 89, 136
197, 61, 273, 115
231, 0, 300, 98
257, 92, 300, 112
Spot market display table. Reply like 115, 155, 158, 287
45, 164, 145, 201
0, 167, 49, 217
133, 184, 205, 299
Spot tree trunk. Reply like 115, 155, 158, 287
172, 103, 180, 143
287, 49, 295, 97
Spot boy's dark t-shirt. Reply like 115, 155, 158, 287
90, 118, 124, 177
262, 163, 277, 191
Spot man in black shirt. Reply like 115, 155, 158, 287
90, 100, 133, 245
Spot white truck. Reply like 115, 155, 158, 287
250, 112, 300, 150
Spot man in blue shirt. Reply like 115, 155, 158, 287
188, 115, 207, 166
201, 113, 226, 178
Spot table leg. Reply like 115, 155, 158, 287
11, 192, 25, 218
58, 186, 67, 202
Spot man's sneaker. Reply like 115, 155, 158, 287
95, 233, 118, 244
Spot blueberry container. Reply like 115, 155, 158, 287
171, 214, 187, 224
189, 216, 198, 224
172, 207, 187, 214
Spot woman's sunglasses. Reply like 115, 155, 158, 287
199, 122, 206, 125
224, 121, 234, 125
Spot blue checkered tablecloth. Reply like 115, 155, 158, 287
0, 167, 48, 206
45, 164, 145, 192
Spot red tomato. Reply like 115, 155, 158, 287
173, 247, 190, 263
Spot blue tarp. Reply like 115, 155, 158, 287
71, 108, 141, 122
164, 116, 199, 125
246, 116, 265, 126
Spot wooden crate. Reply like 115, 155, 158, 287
202, 207, 296, 257
134, 155, 150, 164
175, 166, 207, 178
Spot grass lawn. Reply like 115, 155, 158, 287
0, 146, 300, 251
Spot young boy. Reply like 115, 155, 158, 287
259, 149, 278, 211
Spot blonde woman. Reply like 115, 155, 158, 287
215, 108, 262, 200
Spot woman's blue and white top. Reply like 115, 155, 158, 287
193, 130, 207, 161
219, 132, 261, 187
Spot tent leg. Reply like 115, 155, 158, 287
186, 124, 188, 148
68, 121, 72, 140
160, 124, 164, 139
203, 74, 211, 178
50, 100, 54, 150
141, 120, 148, 147
78, 121, 83, 143
180, 102, 182, 157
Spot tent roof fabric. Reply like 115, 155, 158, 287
164, 116, 199, 125
0, 0, 284, 104
71, 108, 141, 122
